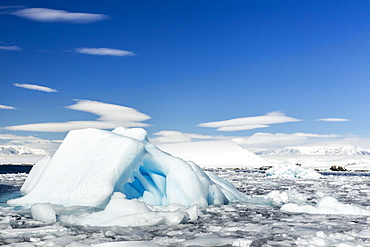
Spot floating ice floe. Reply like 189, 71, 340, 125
265, 163, 322, 179
31, 203, 56, 224
281, 196, 370, 216
8, 127, 245, 227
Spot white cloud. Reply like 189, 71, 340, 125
198, 111, 300, 131
150, 130, 216, 144
75, 48, 135, 57
9, 7, 108, 23
13, 83, 58, 92
0, 46, 21, 51
0, 105, 16, 110
3, 99, 151, 132
316, 118, 350, 122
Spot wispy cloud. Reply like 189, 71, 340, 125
6, 7, 108, 23
0, 45, 21, 51
3, 99, 151, 132
150, 130, 216, 144
75, 48, 135, 57
198, 111, 300, 131
0, 104, 16, 110
14, 83, 58, 93
316, 118, 350, 122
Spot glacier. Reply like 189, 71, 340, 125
8, 127, 245, 227
157, 140, 271, 168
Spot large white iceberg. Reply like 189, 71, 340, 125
9, 127, 244, 226
157, 141, 271, 168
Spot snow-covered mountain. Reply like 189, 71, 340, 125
261, 146, 370, 155
0, 146, 49, 156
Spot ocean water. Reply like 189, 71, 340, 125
0, 169, 369, 246
0, 165, 32, 174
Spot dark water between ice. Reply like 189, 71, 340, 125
0, 185, 21, 204
0, 165, 32, 174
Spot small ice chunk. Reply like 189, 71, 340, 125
3, 243, 36, 247
295, 231, 333, 246
92, 241, 159, 246
31, 203, 56, 224
41, 235, 76, 246
179, 234, 236, 246
66, 243, 90, 247
0, 225, 68, 237
59, 192, 196, 227
232, 239, 253, 247
185, 204, 198, 222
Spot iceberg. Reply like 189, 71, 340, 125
8, 127, 244, 226
157, 141, 271, 168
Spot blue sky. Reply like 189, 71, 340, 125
1, 1, 370, 153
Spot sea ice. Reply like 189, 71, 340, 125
266, 163, 322, 179
1, 170, 370, 246
8, 127, 245, 227
281, 196, 370, 216
59, 192, 192, 227
92, 241, 159, 247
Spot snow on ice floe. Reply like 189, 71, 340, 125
59, 192, 199, 227
8, 127, 245, 227
266, 163, 322, 179
281, 196, 370, 216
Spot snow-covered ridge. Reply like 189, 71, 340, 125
157, 141, 271, 168
261, 146, 370, 155
0, 146, 49, 156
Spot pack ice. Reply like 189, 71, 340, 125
8, 127, 244, 227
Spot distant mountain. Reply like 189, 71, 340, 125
261, 146, 370, 155
0, 146, 49, 156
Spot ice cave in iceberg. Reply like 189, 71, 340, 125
9, 127, 245, 226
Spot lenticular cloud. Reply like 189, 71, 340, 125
10, 8, 108, 23
9, 127, 244, 226
198, 111, 300, 131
